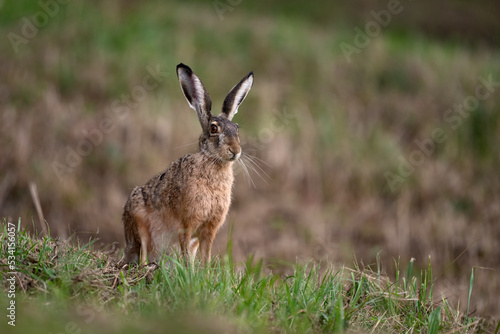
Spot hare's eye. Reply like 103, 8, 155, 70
210, 124, 218, 134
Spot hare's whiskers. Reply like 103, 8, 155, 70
239, 153, 269, 185
237, 158, 256, 188
174, 141, 198, 150
243, 153, 270, 179
244, 154, 271, 168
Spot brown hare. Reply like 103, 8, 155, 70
120, 63, 254, 266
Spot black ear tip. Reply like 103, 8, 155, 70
176, 63, 193, 75
248, 71, 254, 78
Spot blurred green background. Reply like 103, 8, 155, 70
1, 0, 499, 317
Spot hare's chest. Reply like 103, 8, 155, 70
183, 170, 234, 223
199, 177, 232, 213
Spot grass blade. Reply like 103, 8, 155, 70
466, 267, 474, 319
428, 306, 441, 334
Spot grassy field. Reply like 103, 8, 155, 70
1, 224, 496, 333
1, 0, 500, 328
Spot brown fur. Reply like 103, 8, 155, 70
119, 63, 253, 266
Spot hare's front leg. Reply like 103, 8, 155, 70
198, 221, 220, 265
178, 225, 194, 264
199, 236, 214, 265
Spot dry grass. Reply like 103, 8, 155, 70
1, 0, 499, 320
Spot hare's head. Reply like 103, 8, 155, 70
176, 63, 253, 162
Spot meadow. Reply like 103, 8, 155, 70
1, 0, 500, 331
0, 225, 495, 333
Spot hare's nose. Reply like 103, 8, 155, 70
228, 148, 241, 161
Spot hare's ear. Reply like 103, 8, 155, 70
221, 72, 253, 121
176, 63, 212, 131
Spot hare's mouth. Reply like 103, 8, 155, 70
229, 152, 241, 161
227, 149, 241, 161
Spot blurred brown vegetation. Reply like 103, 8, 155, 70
1, 0, 499, 318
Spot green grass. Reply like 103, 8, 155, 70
1, 221, 494, 333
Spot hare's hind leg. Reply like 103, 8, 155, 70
121, 209, 141, 266
122, 208, 153, 266
122, 240, 140, 266
137, 218, 153, 266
